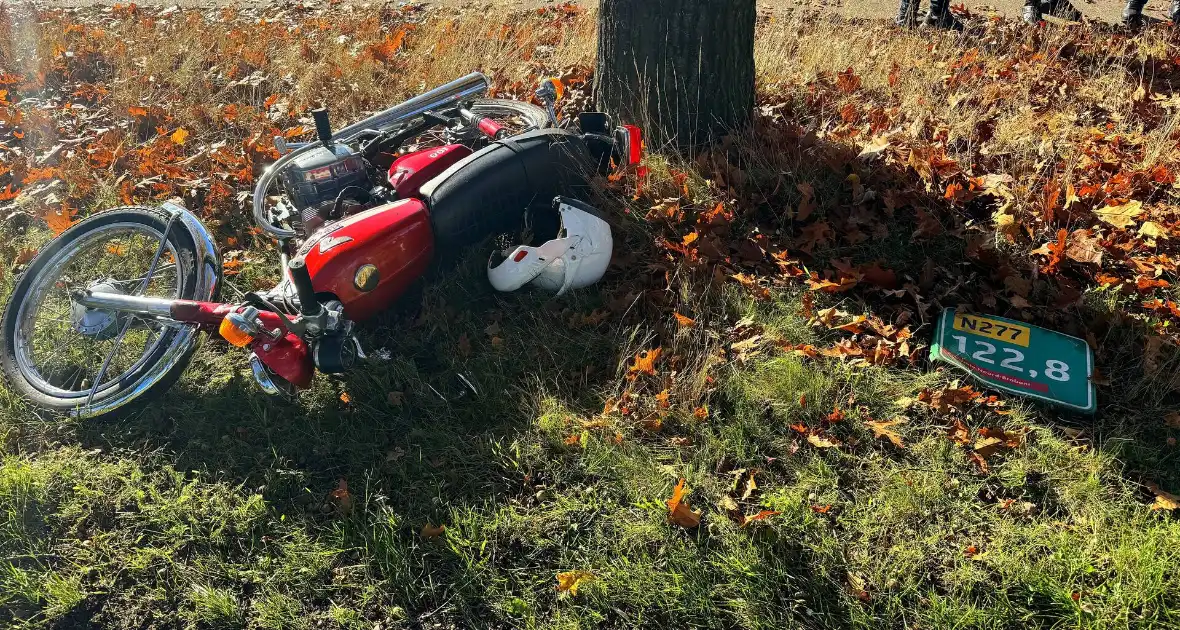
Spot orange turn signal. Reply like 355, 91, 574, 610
546, 77, 564, 100
219, 317, 255, 347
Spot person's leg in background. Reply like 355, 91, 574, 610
1122, 0, 1148, 28
923, 0, 964, 29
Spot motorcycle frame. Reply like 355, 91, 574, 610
65, 74, 641, 413
66, 75, 496, 413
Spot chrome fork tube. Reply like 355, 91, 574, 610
72, 291, 177, 319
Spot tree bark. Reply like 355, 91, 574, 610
596, 0, 756, 150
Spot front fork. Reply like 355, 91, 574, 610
71, 291, 316, 391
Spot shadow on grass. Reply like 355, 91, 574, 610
24, 106, 1176, 627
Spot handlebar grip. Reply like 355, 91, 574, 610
311, 108, 332, 148
288, 258, 322, 316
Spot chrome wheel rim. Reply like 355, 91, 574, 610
13, 222, 183, 400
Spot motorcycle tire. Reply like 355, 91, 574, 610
1, 206, 202, 420
466, 98, 552, 133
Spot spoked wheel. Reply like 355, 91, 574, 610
401, 98, 551, 152
1, 206, 202, 419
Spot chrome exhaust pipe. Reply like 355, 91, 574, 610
253, 72, 492, 240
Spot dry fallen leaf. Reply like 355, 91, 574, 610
329, 479, 352, 513
666, 477, 702, 528
739, 510, 782, 526
629, 348, 663, 375
555, 570, 595, 596
1145, 482, 1180, 511
421, 523, 446, 538
12, 247, 37, 266
674, 312, 696, 328
865, 418, 906, 448
1093, 200, 1142, 228
807, 434, 842, 449
1139, 221, 1169, 241
740, 470, 758, 500
170, 127, 189, 145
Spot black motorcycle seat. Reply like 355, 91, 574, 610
420, 128, 595, 248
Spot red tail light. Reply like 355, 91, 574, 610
621, 124, 643, 165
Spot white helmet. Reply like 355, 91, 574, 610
488, 197, 612, 296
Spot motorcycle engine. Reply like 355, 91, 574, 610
280, 143, 379, 236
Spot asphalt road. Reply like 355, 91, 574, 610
25, 0, 1178, 27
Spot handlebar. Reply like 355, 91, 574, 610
252, 72, 491, 241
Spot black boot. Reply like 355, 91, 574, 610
1043, 0, 1083, 20
896, 0, 921, 27
923, 0, 963, 30
1123, 0, 1147, 29
1022, 0, 1042, 23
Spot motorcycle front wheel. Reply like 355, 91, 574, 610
1, 206, 202, 419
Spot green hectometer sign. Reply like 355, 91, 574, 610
931, 308, 1096, 413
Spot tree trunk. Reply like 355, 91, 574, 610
596, 0, 756, 150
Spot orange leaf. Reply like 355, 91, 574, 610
1030, 228, 1068, 274
674, 312, 695, 328
865, 418, 906, 448
810, 504, 832, 514
555, 570, 595, 595
339, 391, 351, 404
170, 128, 189, 145
629, 348, 662, 375
128, 106, 148, 117
693, 406, 708, 420
836, 67, 862, 93
655, 390, 670, 409
44, 207, 76, 236
666, 478, 701, 528
740, 510, 782, 526
948, 418, 971, 445
806, 273, 858, 293
832, 315, 867, 333
731, 273, 771, 299
421, 523, 446, 538
329, 479, 352, 512
1136, 276, 1170, 293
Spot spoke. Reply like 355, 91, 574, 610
16, 223, 185, 395
110, 264, 176, 288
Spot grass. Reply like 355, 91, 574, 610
0, 2, 1179, 629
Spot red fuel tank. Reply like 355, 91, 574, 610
299, 199, 434, 321
388, 144, 472, 199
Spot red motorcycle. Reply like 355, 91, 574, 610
1, 73, 642, 419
